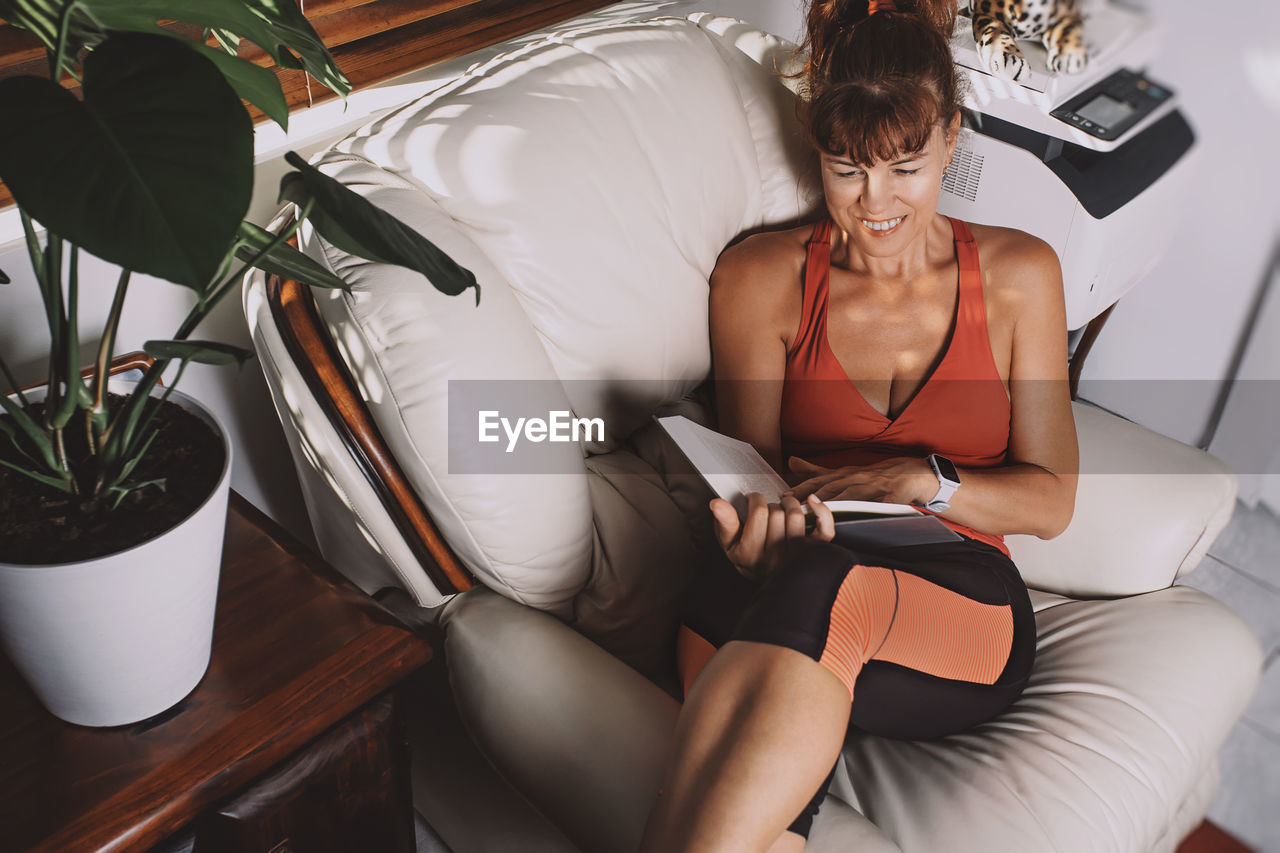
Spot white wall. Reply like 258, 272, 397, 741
1077, 1, 1280, 450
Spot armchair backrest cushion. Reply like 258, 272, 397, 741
301, 15, 819, 613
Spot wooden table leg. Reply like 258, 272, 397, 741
193, 691, 416, 853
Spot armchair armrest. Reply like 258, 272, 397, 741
440, 587, 678, 853
1007, 403, 1237, 598
440, 588, 900, 852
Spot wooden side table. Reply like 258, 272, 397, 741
0, 493, 433, 853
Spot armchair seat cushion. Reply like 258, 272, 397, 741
834, 586, 1261, 852
443, 582, 1261, 853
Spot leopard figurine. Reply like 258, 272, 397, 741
965, 0, 1087, 80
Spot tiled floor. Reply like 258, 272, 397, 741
1179, 500, 1280, 853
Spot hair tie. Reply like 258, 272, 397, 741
867, 0, 897, 13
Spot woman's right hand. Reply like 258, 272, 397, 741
710, 492, 835, 579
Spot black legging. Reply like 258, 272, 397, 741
681, 537, 1036, 837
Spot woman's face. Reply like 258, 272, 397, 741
820, 117, 959, 257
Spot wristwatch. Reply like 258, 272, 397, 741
924, 454, 960, 512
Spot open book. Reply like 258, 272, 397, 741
656, 415, 961, 549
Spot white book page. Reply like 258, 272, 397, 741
656, 416, 788, 504
825, 500, 921, 516
656, 416, 922, 517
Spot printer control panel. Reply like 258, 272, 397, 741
1049, 68, 1172, 142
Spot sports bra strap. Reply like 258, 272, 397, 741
791, 220, 833, 356
947, 217, 987, 326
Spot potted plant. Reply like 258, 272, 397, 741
0, 0, 478, 726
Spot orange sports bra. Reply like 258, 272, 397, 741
779, 218, 1012, 554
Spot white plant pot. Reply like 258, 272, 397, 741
0, 381, 231, 727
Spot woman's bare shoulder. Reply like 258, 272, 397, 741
967, 222, 1063, 309
712, 225, 809, 306
713, 225, 811, 287
710, 224, 813, 340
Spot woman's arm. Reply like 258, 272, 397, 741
787, 233, 1078, 540
709, 232, 802, 474
707, 230, 843, 576
942, 233, 1078, 538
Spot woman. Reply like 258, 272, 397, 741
640, 1, 1078, 850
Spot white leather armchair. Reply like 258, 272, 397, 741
244, 11, 1262, 852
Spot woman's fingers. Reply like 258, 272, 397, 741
785, 471, 839, 499
780, 495, 807, 539
713, 491, 839, 577
815, 481, 851, 501
807, 494, 836, 541
714, 493, 773, 574
709, 498, 741, 551
765, 499, 787, 547
787, 456, 829, 475
740, 492, 770, 551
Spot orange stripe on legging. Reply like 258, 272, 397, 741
677, 624, 718, 697
818, 565, 1015, 699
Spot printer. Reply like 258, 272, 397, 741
938, 1, 1196, 330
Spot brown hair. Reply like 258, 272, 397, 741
799, 0, 963, 165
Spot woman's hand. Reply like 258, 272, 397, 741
711, 492, 834, 579
784, 456, 936, 506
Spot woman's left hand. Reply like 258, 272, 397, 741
784, 456, 935, 506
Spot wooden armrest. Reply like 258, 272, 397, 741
264, 254, 474, 598
17, 351, 156, 393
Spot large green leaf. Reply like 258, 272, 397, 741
0, 33, 253, 290
207, 27, 242, 55
144, 339, 254, 367
194, 44, 290, 129
279, 153, 481, 303
0, 0, 349, 100
0, 393, 60, 473
235, 221, 349, 291
0, 456, 74, 493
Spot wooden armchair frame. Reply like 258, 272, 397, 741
263, 258, 475, 598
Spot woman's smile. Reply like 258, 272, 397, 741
859, 215, 907, 235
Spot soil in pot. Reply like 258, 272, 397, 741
0, 393, 226, 565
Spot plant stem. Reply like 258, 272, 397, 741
92, 269, 131, 421
19, 210, 43, 279
51, 1, 80, 85
179, 207, 311, 342
98, 211, 307, 491
53, 244, 83, 429
53, 425, 71, 484
42, 233, 65, 430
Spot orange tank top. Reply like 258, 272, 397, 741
780, 218, 1012, 555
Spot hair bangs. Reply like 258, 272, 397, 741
808, 79, 941, 165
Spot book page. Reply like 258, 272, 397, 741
655, 416, 921, 517
826, 499, 921, 517
655, 416, 788, 504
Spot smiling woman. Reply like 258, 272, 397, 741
642, 0, 1077, 848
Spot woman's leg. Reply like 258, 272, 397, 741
640, 639, 850, 853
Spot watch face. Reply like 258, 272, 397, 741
932, 455, 960, 484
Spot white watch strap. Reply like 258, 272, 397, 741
929, 478, 959, 506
